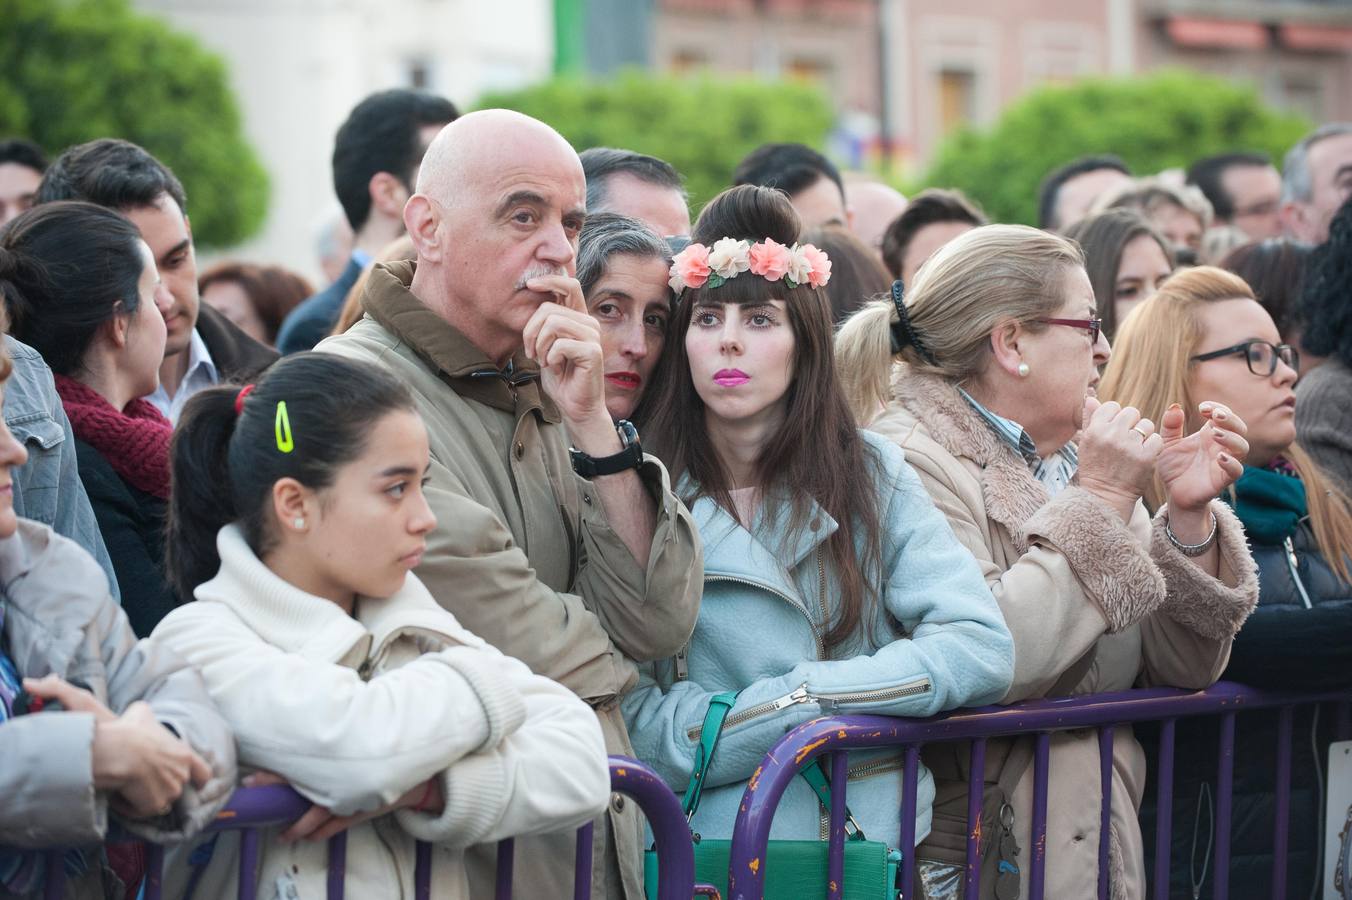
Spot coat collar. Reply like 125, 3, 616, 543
687, 482, 837, 598
890, 368, 1050, 551
361, 260, 560, 423
194, 524, 468, 665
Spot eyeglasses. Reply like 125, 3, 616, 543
1036, 317, 1102, 344
1190, 340, 1299, 377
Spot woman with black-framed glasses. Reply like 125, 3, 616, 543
1099, 264, 1352, 900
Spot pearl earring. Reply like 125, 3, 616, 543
1017, 362, 1031, 377
293, 517, 305, 530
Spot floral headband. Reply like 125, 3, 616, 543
668, 237, 832, 295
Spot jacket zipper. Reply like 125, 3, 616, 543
704, 574, 826, 659
1283, 536, 1314, 609
685, 677, 931, 741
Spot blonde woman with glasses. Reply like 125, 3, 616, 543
835, 225, 1259, 900
1098, 265, 1352, 900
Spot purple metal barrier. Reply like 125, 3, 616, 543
43, 756, 692, 900
726, 682, 1352, 900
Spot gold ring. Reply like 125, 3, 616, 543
1131, 425, 1150, 440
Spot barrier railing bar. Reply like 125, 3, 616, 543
610, 756, 696, 900
238, 828, 260, 900
899, 746, 919, 900
144, 844, 164, 900
1272, 705, 1294, 900
963, 736, 987, 900
494, 838, 514, 900
415, 839, 432, 900
827, 752, 848, 899
573, 821, 594, 900
1028, 732, 1050, 900
325, 832, 346, 900
1151, 717, 1176, 900
1097, 727, 1113, 900
1337, 700, 1351, 742
1213, 712, 1236, 900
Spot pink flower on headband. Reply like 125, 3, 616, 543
800, 243, 832, 287
669, 243, 711, 292
748, 238, 791, 282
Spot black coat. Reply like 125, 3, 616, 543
196, 303, 279, 381
1140, 521, 1352, 899
73, 439, 177, 638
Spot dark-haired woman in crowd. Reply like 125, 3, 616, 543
835, 225, 1257, 899
802, 224, 891, 325
1296, 197, 1352, 497
1063, 207, 1174, 340
150, 352, 608, 899
0, 201, 177, 635
1100, 266, 1352, 899
199, 262, 312, 348
624, 185, 1013, 884
577, 213, 672, 423
1220, 239, 1314, 374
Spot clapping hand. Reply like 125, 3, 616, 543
1156, 402, 1247, 514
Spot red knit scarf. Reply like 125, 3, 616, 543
53, 374, 172, 500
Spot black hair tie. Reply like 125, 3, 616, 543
888, 280, 936, 365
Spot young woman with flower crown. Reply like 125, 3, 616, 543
149, 352, 609, 900
623, 185, 1014, 877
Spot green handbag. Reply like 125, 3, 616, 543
644, 691, 902, 899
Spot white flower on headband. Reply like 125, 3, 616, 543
707, 238, 751, 279
669, 238, 831, 294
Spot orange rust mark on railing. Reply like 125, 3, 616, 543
971, 816, 983, 844
794, 736, 830, 765
215, 811, 238, 820
749, 858, 761, 875
748, 765, 764, 791
616, 768, 627, 777
837, 730, 847, 739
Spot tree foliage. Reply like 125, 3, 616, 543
0, 0, 268, 248
477, 70, 836, 212
922, 70, 1311, 226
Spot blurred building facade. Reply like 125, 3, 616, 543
650, 0, 1352, 170
133, 0, 554, 281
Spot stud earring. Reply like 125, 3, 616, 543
293, 517, 305, 530
1017, 362, 1031, 377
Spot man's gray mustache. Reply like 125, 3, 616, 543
516, 265, 568, 290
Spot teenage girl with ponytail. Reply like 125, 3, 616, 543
151, 352, 609, 899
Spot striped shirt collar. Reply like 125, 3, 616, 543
957, 387, 1079, 495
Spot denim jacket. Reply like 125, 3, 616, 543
624, 431, 1013, 846
3, 338, 117, 600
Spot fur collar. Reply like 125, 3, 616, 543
890, 369, 1050, 551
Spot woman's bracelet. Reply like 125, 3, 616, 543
1165, 509, 1218, 557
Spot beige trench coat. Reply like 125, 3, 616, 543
870, 370, 1257, 900
319, 261, 702, 900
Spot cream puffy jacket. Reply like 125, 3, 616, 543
151, 525, 609, 900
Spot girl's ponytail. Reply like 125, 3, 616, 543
166, 387, 243, 601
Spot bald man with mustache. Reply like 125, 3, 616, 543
320, 109, 702, 899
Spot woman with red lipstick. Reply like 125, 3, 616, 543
1099, 266, 1352, 899
577, 212, 673, 422
625, 186, 1013, 894
150, 352, 609, 899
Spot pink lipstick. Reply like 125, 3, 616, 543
713, 369, 750, 387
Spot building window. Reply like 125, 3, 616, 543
786, 56, 832, 85
670, 48, 709, 73
408, 60, 431, 90
937, 68, 976, 135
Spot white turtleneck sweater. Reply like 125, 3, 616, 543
150, 524, 608, 900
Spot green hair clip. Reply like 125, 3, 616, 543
275, 401, 294, 453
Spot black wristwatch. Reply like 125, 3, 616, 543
570, 419, 644, 478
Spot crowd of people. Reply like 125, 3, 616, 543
0, 86, 1348, 900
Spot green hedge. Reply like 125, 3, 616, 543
0, 0, 268, 248
922, 70, 1311, 225
477, 70, 836, 212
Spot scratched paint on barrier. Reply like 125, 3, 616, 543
749, 858, 760, 874
794, 736, 830, 765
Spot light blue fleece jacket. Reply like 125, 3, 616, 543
623, 431, 1014, 848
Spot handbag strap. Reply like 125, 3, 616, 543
680, 691, 737, 820
680, 690, 872, 842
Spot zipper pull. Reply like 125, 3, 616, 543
357, 657, 374, 681
773, 684, 811, 711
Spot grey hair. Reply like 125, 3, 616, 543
577, 212, 672, 298
580, 147, 686, 213
1094, 176, 1214, 230
1282, 123, 1352, 204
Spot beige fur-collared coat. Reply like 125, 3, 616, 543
870, 369, 1258, 900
